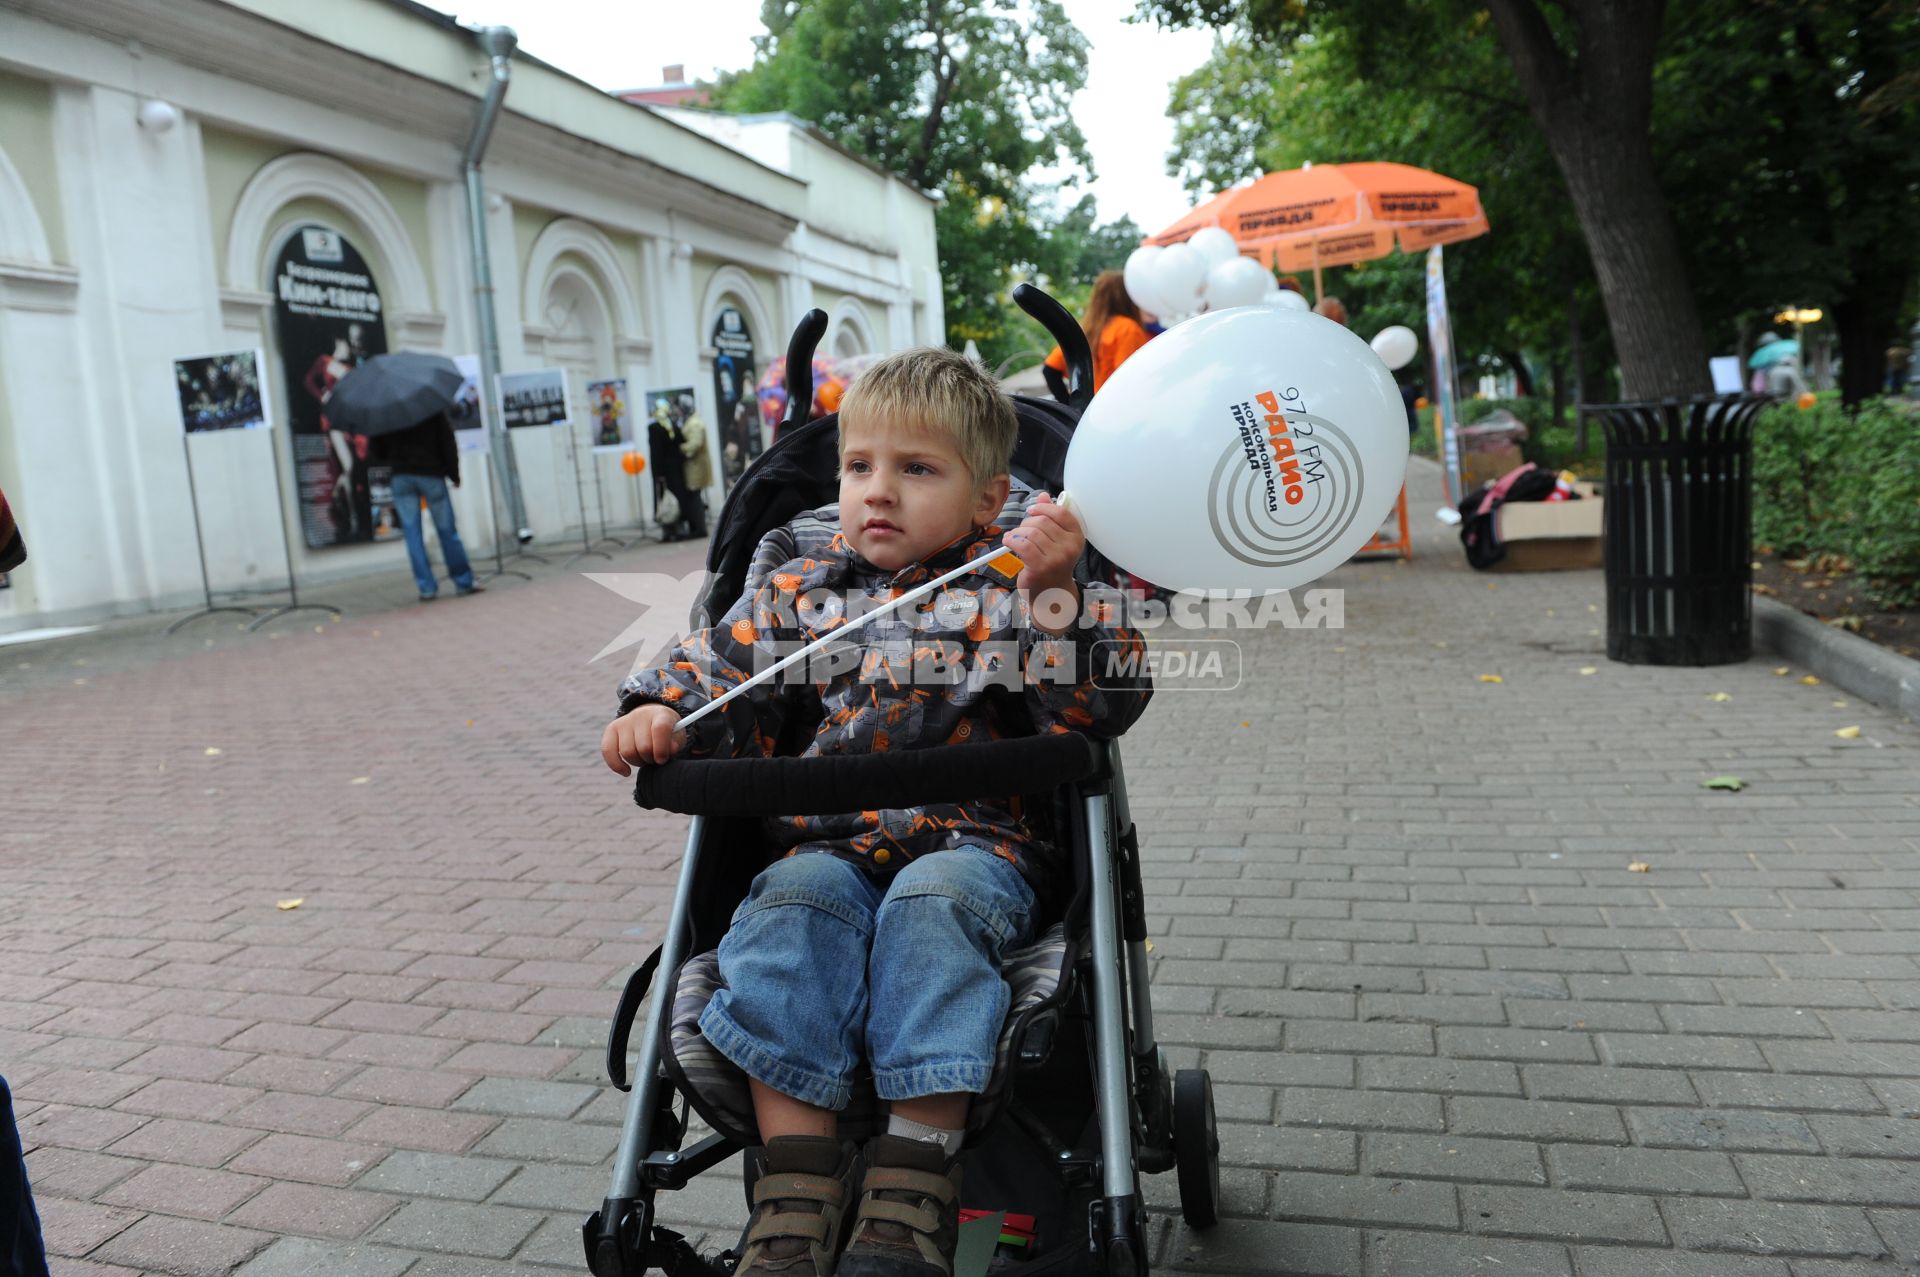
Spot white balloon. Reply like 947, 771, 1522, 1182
1063, 307, 1409, 595
1204, 256, 1272, 310
1153, 243, 1208, 316
1123, 245, 1165, 316
1264, 288, 1311, 312
1370, 325, 1420, 371
1187, 226, 1240, 267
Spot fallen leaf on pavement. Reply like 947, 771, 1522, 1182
204, 747, 222, 757
1835, 726, 1862, 739
1832, 700, 1849, 708
1702, 777, 1746, 791
1774, 667, 1791, 676
349, 777, 369, 785
1579, 667, 1598, 676
1479, 674, 1504, 684
1799, 675, 1820, 686
276, 898, 304, 910
1707, 692, 1732, 702
1628, 862, 1651, 873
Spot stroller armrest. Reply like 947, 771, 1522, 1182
632, 733, 1102, 816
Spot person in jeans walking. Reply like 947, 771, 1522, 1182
370, 410, 482, 602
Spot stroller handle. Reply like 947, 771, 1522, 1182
631, 732, 1102, 816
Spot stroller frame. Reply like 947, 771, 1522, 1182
584, 289, 1219, 1277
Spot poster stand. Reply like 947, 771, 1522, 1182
476, 451, 532, 583
586, 450, 632, 551
166, 432, 262, 634
247, 439, 342, 631
560, 424, 612, 569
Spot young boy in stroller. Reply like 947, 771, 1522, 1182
601, 346, 1152, 1277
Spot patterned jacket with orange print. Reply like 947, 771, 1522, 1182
617, 482, 1152, 899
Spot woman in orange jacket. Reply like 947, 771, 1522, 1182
1043, 269, 1151, 398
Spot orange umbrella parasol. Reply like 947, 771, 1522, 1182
1147, 161, 1488, 293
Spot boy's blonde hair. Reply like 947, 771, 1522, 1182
836, 346, 1016, 490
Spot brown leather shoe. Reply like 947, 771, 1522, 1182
836, 1135, 962, 1277
736, 1136, 861, 1276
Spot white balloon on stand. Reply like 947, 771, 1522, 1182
1261, 288, 1311, 312
1123, 245, 1166, 316
1204, 256, 1273, 310
1062, 306, 1409, 595
1369, 325, 1420, 371
1152, 243, 1209, 317
1187, 226, 1240, 267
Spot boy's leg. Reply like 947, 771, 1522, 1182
700, 851, 881, 1116
701, 853, 879, 1276
843, 847, 1036, 1277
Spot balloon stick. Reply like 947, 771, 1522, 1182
673, 543, 1026, 734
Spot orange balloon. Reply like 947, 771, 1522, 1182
1795, 391, 1817, 410
818, 381, 845, 413
621, 450, 646, 475
1414, 396, 1429, 410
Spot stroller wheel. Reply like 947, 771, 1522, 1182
1172, 1068, 1220, 1229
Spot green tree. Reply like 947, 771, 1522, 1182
1146, 0, 1718, 399
1165, 24, 1615, 410
715, 0, 1093, 365
1148, 0, 1920, 405
1654, 0, 1920, 404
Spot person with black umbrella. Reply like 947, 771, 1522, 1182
370, 409, 480, 601
326, 352, 483, 602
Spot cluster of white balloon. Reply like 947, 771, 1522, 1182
1123, 227, 1299, 319
1122, 228, 1424, 378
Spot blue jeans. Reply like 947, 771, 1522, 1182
2, 1076, 50, 1277
391, 473, 474, 597
700, 847, 1036, 1110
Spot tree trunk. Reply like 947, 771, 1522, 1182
1833, 270, 1910, 407
1485, 0, 1713, 400
1569, 287, 1587, 453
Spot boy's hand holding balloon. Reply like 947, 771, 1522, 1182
1006, 492, 1083, 634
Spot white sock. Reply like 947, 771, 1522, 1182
887, 1113, 965, 1156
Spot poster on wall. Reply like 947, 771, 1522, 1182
498, 368, 571, 428
174, 350, 269, 434
644, 386, 696, 515
450, 354, 490, 454
588, 379, 633, 452
271, 224, 400, 549
711, 307, 758, 490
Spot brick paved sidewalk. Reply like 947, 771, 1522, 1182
2, 459, 1916, 1276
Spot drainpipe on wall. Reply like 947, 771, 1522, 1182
460, 25, 530, 540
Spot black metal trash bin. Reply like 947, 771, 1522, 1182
1594, 395, 1769, 666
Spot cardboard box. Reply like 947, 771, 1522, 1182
1491, 483, 1603, 571
1462, 446, 1524, 490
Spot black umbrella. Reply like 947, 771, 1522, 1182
323, 352, 466, 436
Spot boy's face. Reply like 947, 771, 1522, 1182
839, 418, 1008, 571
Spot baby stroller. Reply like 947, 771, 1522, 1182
583, 286, 1220, 1277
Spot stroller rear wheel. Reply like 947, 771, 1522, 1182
1172, 1068, 1220, 1229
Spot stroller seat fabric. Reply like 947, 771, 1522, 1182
666, 922, 1071, 1148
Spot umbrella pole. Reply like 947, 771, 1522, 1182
1313, 237, 1324, 303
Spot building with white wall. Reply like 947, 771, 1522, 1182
0, 0, 943, 630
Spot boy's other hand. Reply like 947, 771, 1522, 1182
601, 704, 686, 776
1008, 492, 1083, 635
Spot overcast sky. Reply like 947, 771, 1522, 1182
456, 0, 1219, 234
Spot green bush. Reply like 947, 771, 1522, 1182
1752, 398, 1920, 607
